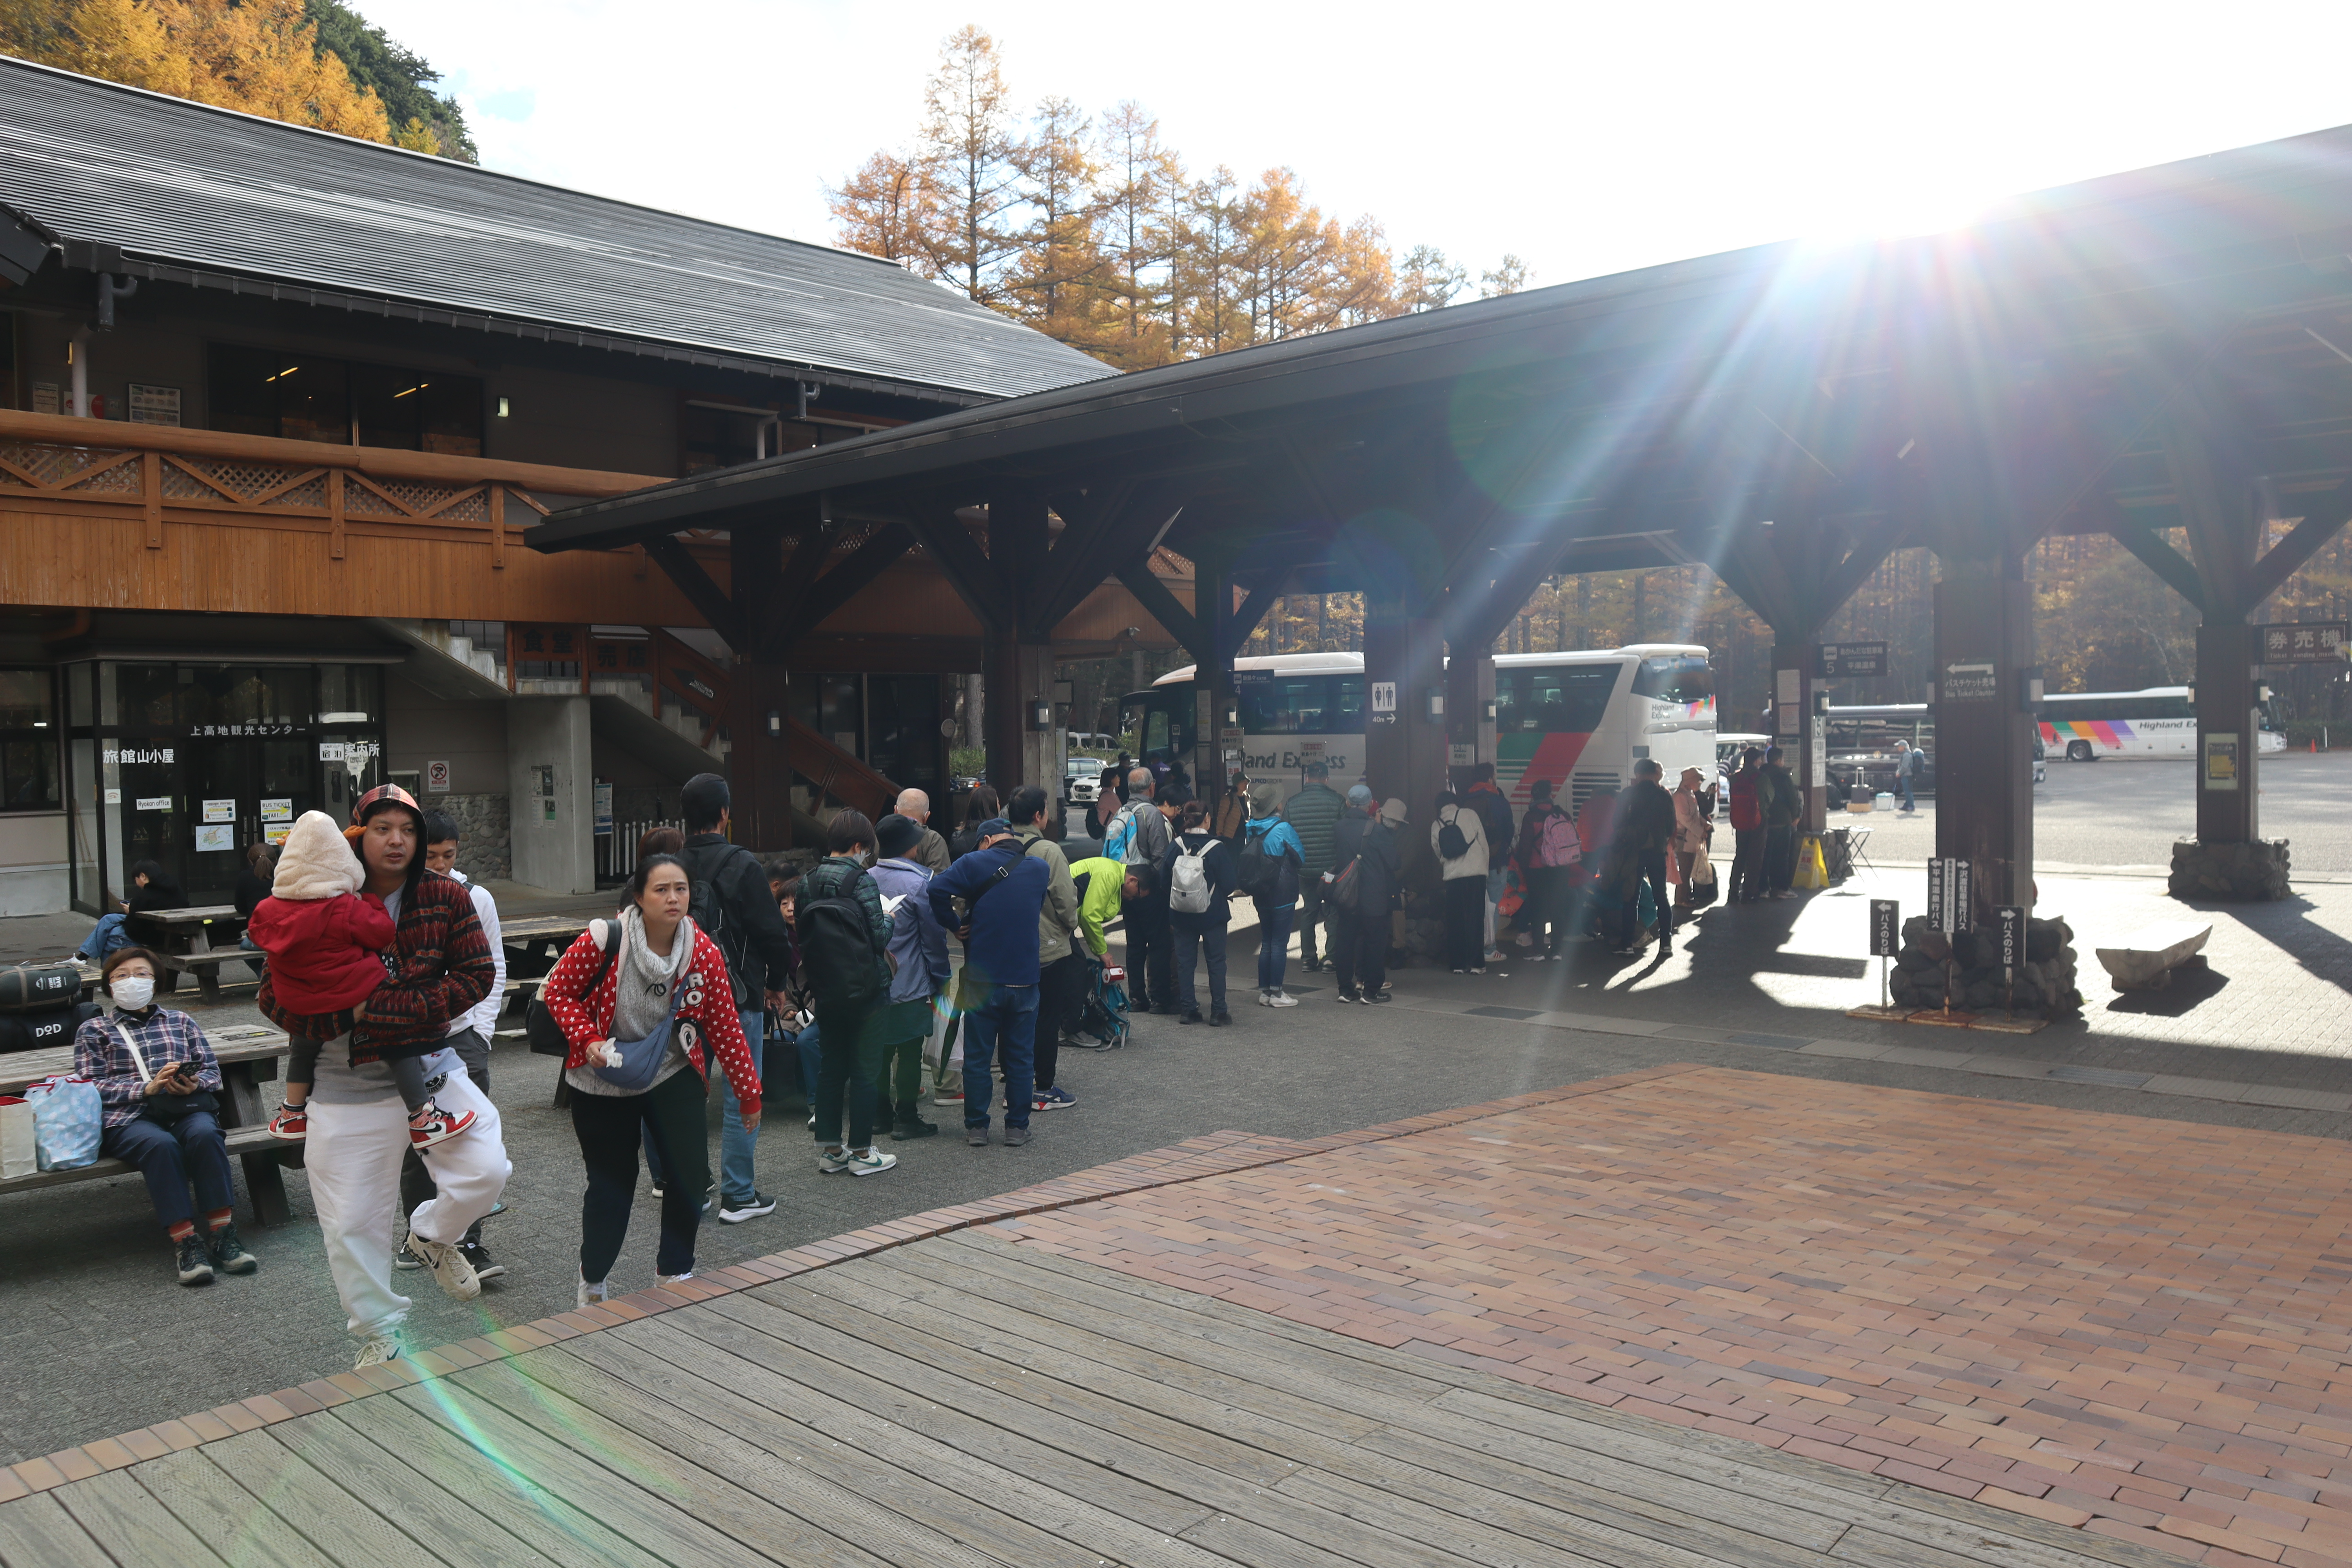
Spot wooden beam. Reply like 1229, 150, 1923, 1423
643, 534, 740, 647
1031, 481, 1157, 634
905, 506, 1008, 632
1227, 579, 1284, 659
1813, 513, 1913, 624
796, 523, 916, 636
1115, 561, 1209, 665
2106, 519, 2210, 616
2247, 478, 2352, 607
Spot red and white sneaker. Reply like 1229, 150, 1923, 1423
267, 1103, 309, 1140
408, 1100, 476, 1148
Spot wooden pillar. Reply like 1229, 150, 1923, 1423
1198, 565, 1236, 796
1768, 635, 1826, 832
2194, 620, 2260, 843
1932, 552, 2036, 917
1363, 607, 1447, 884
726, 661, 793, 851
1443, 648, 1491, 782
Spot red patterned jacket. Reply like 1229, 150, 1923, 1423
258, 870, 493, 1064
540, 918, 760, 1117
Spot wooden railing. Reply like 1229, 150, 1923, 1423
0, 408, 666, 563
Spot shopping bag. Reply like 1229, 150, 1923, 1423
1688, 843, 1719, 909
0, 1096, 34, 1180
24, 1075, 102, 1171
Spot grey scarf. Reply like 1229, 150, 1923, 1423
612, 904, 696, 1040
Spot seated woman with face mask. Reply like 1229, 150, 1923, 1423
71, 947, 259, 1287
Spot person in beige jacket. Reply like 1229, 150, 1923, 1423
1430, 791, 1490, 973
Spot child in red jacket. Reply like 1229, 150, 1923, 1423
248, 811, 474, 1147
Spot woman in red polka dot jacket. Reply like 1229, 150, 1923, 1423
540, 851, 760, 1309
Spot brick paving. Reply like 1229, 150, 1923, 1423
1001, 1066, 2352, 1568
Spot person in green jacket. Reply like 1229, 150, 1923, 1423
1067, 855, 1149, 960
1282, 760, 1346, 972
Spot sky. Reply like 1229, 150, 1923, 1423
362, 0, 2352, 290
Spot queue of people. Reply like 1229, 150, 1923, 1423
64, 749, 1815, 1370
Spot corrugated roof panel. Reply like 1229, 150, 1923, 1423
0, 58, 1115, 400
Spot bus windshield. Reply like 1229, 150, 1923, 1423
1632, 655, 1713, 706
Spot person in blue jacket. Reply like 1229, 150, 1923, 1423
926, 818, 1053, 1147
1159, 799, 1238, 1025
1241, 780, 1305, 1008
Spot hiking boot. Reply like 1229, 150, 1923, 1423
174, 1233, 215, 1286
1002, 1127, 1031, 1147
353, 1330, 405, 1370
207, 1223, 258, 1275
266, 1103, 308, 1140
1265, 990, 1299, 1008
891, 1116, 940, 1140
404, 1230, 480, 1301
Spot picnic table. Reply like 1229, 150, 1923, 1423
136, 904, 254, 1003
499, 914, 593, 965
0, 1023, 294, 1224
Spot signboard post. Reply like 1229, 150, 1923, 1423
1918, 857, 1975, 1024
1848, 897, 1904, 1019
1972, 903, 2046, 1033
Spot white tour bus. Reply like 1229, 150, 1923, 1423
1119, 644, 1716, 814
2039, 686, 2286, 761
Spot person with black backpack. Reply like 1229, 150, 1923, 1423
1239, 779, 1303, 1008
1430, 789, 1491, 973
797, 810, 898, 1177
677, 773, 799, 1218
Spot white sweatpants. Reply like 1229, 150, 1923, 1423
306, 1066, 510, 1339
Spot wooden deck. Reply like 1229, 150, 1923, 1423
0, 1228, 2180, 1568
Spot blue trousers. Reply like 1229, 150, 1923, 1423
961, 985, 1037, 1131
1900, 774, 1916, 811
102, 1112, 234, 1234
1255, 900, 1294, 991
718, 1009, 762, 1205
78, 913, 131, 963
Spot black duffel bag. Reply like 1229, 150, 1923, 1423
525, 920, 618, 1056
0, 963, 82, 1013
0, 1000, 98, 1054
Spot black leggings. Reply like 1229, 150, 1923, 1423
571, 1069, 708, 1284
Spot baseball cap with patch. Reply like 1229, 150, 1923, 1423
351, 782, 424, 828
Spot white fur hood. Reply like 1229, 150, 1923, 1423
270, 811, 363, 900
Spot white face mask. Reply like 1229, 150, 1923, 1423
111, 975, 155, 1012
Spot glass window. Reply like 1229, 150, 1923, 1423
1495, 664, 1619, 735
1236, 675, 1343, 735
1632, 655, 1713, 705
352, 363, 485, 456
212, 345, 480, 452
1334, 677, 1365, 731
0, 670, 58, 810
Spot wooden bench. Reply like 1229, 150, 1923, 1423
0, 1025, 294, 1225
2093, 920, 2213, 992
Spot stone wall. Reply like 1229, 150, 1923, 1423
2169, 838, 2290, 902
431, 792, 510, 882
1889, 914, 2082, 1015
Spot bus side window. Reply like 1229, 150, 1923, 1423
1334, 677, 1366, 730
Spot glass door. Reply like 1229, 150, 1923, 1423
183, 739, 315, 902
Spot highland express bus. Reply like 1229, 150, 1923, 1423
2039, 685, 2286, 761
1118, 644, 1716, 815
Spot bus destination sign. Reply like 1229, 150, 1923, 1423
1815, 641, 1888, 679
2259, 622, 2348, 663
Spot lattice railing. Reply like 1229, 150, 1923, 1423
0, 431, 582, 557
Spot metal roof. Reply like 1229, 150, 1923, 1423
0, 57, 1115, 403
534, 113, 2352, 550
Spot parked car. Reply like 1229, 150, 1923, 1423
1716, 732, 1770, 779
1062, 756, 1106, 840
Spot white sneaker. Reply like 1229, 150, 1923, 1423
577, 1273, 611, 1309
1484, 949, 1507, 964
1265, 990, 1299, 1008
404, 1230, 480, 1302
843, 1147, 898, 1177
1256, 990, 1273, 1007
656, 1271, 693, 1288
817, 1146, 853, 1174
353, 1330, 405, 1370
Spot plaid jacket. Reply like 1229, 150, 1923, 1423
258, 871, 493, 1065
71, 1007, 224, 1130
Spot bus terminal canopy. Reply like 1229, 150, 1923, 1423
538, 119, 2352, 914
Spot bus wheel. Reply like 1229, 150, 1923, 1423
2066, 740, 2094, 762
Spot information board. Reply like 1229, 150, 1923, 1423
1994, 905, 2025, 972
2258, 622, 2348, 663
1926, 857, 1973, 933
1941, 659, 1996, 703
1816, 642, 1888, 679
